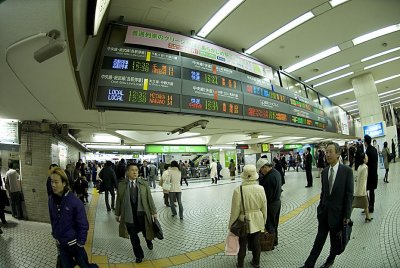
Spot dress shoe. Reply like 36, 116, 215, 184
320, 260, 334, 268
250, 260, 260, 268
365, 217, 373, 223
147, 241, 153, 250
135, 258, 143, 263
369, 208, 374, 213
0, 228, 3, 234
305, 185, 312, 188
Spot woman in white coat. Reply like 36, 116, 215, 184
352, 153, 373, 222
228, 165, 267, 268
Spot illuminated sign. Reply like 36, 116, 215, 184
261, 144, 270, 152
96, 87, 180, 112
283, 144, 303, 149
236, 144, 249, 149
102, 56, 181, 78
181, 95, 243, 118
145, 145, 208, 153
0, 119, 20, 145
363, 122, 384, 138
182, 68, 241, 90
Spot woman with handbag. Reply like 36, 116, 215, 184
228, 165, 267, 268
352, 153, 373, 222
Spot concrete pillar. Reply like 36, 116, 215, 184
351, 73, 384, 127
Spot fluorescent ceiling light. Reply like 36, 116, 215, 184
378, 91, 400, 99
379, 88, 400, 96
285, 46, 341, 73
381, 96, 400, 104
314, 72, 354, 87
341, 100, 357, 107
93, 134, 120, 143
86, 145, 145, 150
304, 64, 350, 83
328, 88, 354, 98
361, 46, 400, 62
352, 24, 400, 45
197, 0, 244, 37
375, 74, 400, 84
245, 11, 314, 54
341, 102, 358, 108
329, 0, 350, 7
364, 56, 400, 70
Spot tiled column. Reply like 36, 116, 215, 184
351, 73, 384, 126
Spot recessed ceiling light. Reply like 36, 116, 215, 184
305, 64, 350, 83
285, 46, 341, 73
197, 0, 245, 38
352, 24, 400, 46
245, 11, 314, 54
364, 56, 400, 70
313, 72, 354, 87
361, 46, 400, 62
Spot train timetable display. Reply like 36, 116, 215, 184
96, 87, 180, 112
181, 95, 243, 119
102, 56, 181, 78
244, 105, 325, 130
182, 68, 241, 90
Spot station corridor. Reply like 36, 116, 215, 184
0, 165, 399, 268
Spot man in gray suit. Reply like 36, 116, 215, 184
300, 142, 354, 268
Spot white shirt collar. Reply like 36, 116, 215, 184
330, 160, 339, 174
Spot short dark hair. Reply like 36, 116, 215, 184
170, 160, 179, 168
307, 147, 311, 152
364, 135, 372, 145
8, 162, 14, 169
49, 163, 58, 170
384, 141, 388, 147
127, 162, 139, 170
326, 142, 340, 154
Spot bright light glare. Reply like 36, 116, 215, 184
375, 74, 400, 84
285, 46, 341, 73
197, 0, 244, 37
245, 11, 314, 54
352, 24, 400, 45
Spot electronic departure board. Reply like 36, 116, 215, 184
92, 25, 341, 132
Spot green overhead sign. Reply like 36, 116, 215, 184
283, 144, 303, 149
145, 144, 208, 153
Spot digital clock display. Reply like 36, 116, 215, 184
182, 68, 240, 90
102, 56, 181, 78
182, 95, 242, 117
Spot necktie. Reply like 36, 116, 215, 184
130, 181, 137, 203
328, 168, 334, 194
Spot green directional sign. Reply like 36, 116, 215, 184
283, 144, 303, 150
145, 144, 208, 153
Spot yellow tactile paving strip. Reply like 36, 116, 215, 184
86, 191, 320, 267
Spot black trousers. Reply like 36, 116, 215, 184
238, 232, 261, 267
305, 217, 339, 267
125, 214, 151, 259
104, 188, 115, 210
266, 201, 281, 244
305, 168, 313, 186
10, 192, 23, 219
368, 189, 375, 210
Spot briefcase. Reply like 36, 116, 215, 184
333, 220, 353, 255
260, 232, 275, 251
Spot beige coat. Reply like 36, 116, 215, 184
159, 169, 170, 193
354, 164, 368, 196
168, 167, 181, 193
115, 178, 157, 240
228, 181, 267, 234
382, 147, 390, 169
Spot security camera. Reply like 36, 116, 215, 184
199, 120, 209, 129
34, 40, 66, 63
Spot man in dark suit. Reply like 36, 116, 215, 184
305, 147, 313, 187
365, 135, 378, 213
300, 142, 354, 268
139, 160, 150, 181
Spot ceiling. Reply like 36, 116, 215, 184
1, 0, 399, 150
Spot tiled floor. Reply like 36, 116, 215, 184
0, 162, 399, 268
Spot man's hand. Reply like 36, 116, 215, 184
152, 214, 157, 221
116, 216, 120, 222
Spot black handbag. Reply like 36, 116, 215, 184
230, 186, 248, 237
153, 218, 164, 240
